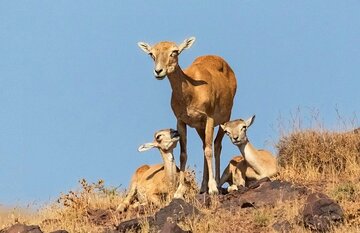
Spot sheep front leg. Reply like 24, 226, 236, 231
204, 117, 218, 195
174, 120, 187, 199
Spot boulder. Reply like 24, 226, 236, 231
116, 198, 199, 232
217, 179, 309, 209
160, 221, 189, 233
0, 224, 43, 233
153, 198, 199, 229
302, 192, 344, 231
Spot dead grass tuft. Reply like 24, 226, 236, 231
330, 182, 359, 202
38, 178, 124, 232
252, 209, 272, 227
277, 129, 360, 182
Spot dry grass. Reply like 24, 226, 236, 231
1, 112, 360, 232
273, 111, 360, 232
0, 169, 200, 232
0, 207, 34, 229
277, 129, 360, 183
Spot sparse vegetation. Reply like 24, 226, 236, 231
1, 112, 360, 232
277, 129, 360, 182
330, 182, 358, 202
252, 209, 272, 227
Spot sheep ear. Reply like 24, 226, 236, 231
138, 142, 155, 152
245, 115, 256, 127
137, 42, 152, 54
220, 124, 226, 131
178, 37, 196, 54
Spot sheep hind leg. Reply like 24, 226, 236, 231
174, 120, 188, 199
117, 183, 137, 212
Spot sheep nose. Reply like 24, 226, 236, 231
170, 129, 180, 138
154, 69, 163, 75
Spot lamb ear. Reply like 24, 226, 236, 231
245, 115, 256, 127
178, 37, 196, 54
137, 42, 152, 54
220, 124, 226, 131
138, 142, 155, 152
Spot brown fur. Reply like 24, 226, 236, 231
220, 116, 278, 191
138, 37, 237, 195
117, 129, 181, 212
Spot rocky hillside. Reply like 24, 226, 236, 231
1, 127, 360, 233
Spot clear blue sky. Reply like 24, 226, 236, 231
0, 1, 359, 205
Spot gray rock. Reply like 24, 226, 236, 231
154, 198, 199, 229
116, 198, 199, 232
302, 192, 344, 232
0, 224, 43, 233
160, 221, 189, 233
217, 179, 309, 209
